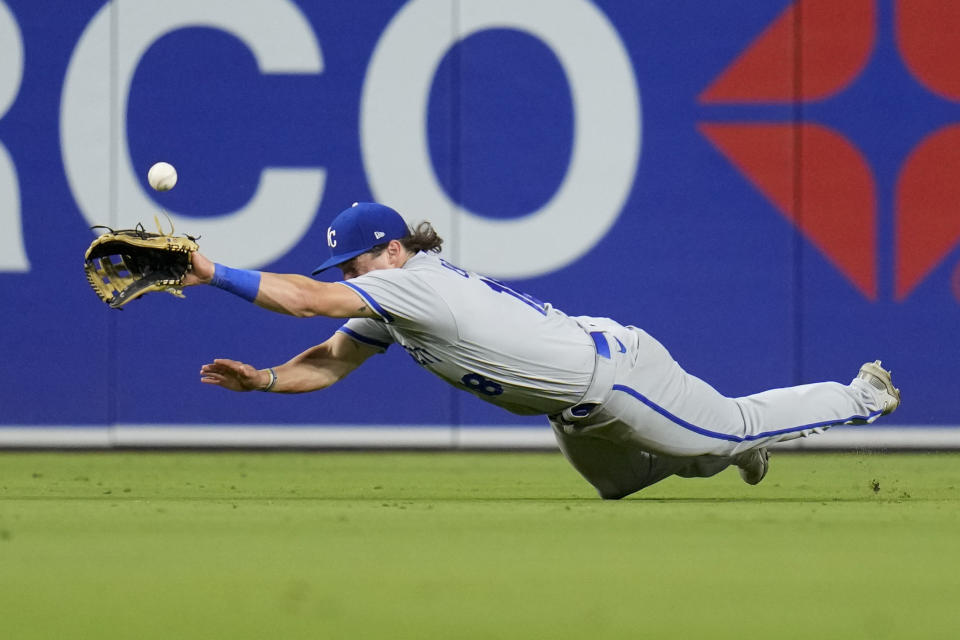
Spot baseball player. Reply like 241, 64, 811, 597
184, 202, 901, 499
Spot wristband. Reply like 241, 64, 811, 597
210, 264, 261, 302
260, 367, 278, 392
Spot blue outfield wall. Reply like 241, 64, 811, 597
1, 0, 958, 447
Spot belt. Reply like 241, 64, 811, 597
555, 329, 620, 425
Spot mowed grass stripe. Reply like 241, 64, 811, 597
1, 452, 958, 639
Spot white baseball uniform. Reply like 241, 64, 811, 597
337, 252, 889, 498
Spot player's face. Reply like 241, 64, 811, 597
339, 250, 391, 280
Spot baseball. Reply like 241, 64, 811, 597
147, 162, 178, 191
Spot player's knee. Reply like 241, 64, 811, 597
599, 490, 625, 500
586, 472, 648, 499
596, 484, 634, 500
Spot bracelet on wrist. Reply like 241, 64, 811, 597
260, 367, 278, 392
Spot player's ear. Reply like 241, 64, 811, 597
387, 239, 405, 261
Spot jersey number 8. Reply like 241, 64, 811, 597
460, 373, 504, 396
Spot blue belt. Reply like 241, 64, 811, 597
556, 330, 621, 425
590, 331, 611, 359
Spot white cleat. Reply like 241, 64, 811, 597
735, 447, 769, 485
857, 360, 901, 416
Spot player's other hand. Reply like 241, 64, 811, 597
200, 358, 269, 392
183, 252, 215, 287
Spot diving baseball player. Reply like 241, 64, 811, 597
185, 202, 901, 499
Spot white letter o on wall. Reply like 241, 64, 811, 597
362, 0, 641, 278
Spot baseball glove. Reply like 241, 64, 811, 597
83, 222, 198, 309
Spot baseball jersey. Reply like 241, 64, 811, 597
336, 252, 597, 415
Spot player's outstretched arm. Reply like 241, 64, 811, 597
200, 332, 379, 393
184, 252, 374, 319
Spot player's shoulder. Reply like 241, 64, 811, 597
403, 251, 445, 272
347, 252, 447, 291
405, 252, 476, 279
372, 252, 453, 281
350, 253, 480, 298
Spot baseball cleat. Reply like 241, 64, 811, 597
857, 360, 901, 415
735, 447, 769, 485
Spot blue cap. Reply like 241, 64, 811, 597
311, 202, 410, 275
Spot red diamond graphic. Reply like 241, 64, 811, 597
700, 0, 875, 103
699, 123, 877, 299
895, 124, 960, 300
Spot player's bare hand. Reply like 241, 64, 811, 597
200, 358, 268, 391
183, 252, 215, 287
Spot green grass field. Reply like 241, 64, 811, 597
1, 451, 958, 639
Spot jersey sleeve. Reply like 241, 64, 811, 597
335, 269, 457, 340
336, 318, 393, 353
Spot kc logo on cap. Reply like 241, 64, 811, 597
312, 202, 411, 275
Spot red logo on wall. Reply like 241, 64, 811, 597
697, 0, 960, 302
